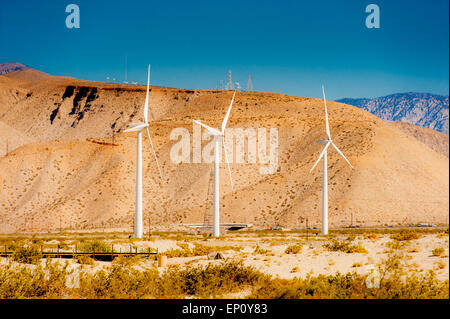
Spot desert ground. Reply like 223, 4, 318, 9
1, 228, 448, 283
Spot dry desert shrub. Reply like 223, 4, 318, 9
164, 243, 240, 258
0, 256, 448, 299
432, 248, 445, 257
11, 244, 42, 264
76, 255, 94, 265
0, 260, 68, 298
363, 233, 379, 241
284, 244, 303, 254
250, 252, 449, 299
77, 239, 111, 253
391, 229, 420, 241
323, 240, 368, 254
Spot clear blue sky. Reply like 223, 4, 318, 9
0, 0, 448, 99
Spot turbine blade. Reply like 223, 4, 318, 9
124, 123, 147, 132
193, 120, 221, 136
222, 136, 234, 191
221, 91, 236, 133
322, 85, 331, 140
331, 142, 353, 168
145, 126, 164, 181
310, 141, 331, 173
144, 64, 150, 124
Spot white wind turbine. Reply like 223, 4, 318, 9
193, 91, 236, 237
124, 64, 163, 238
310, 86, 353, 235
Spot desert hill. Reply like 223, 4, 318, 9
0, 69, 448, 233
390, 121, 449, 158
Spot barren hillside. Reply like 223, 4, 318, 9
0, 70, 448, 233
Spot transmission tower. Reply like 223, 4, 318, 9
203, 168, 214, 230
247, 74, 253, 91
226, 70, 233, 90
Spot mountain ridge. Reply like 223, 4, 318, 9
0, 62, 29, 75
337, 92, 449, 134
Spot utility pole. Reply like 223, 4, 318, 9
306, 217, 309, 242
148, 215, 151, 238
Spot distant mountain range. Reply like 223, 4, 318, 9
0, 62, 29, 75
337, 93, 449, 134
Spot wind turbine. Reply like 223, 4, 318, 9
310, 86, 353, 235
124, 64, 163, 238
193, 91, 236, 237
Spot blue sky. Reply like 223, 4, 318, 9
0, 0, 448, 99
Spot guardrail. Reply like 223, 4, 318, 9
0, 246, 158, 262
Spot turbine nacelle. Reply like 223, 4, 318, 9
193, 91, 236, 192
124, 122, 148, 132
310, 86, 353, 173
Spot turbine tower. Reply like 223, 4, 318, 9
310, 86, 353, 235
124, 64, 163, 238
193, 91, 236, 237
247, 74, 253, 91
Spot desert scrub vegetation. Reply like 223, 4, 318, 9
391, 229, 420, 241
11, 244, 42, 264
253, 245, 271, 255
363, 233, 379, 241
164, 243, 240, 258
77, 239, 111, 253
0, 260, 68, 298
432, 248, 445, 257
248, 269, 448, 299
284, 244, 303, 254
250, 252, 448, 299
323, 240, 368, 254
76, 255, 94, 265
0, 258, 448, 299
76, 261, 266, 299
